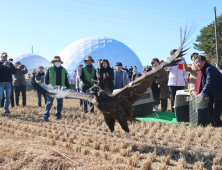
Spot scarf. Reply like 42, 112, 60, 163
86, 64, 92, 73
102, 67, 108, 83
194, 62, 207, 95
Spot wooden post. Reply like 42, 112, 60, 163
180, 27, 182, 44
214, 7, 220, 67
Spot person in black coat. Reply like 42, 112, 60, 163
35, 66, 47, 108
97, 59, 114, 94
0, 52, 16, 114
128, 70, 133, 82
194, 55, 222, 127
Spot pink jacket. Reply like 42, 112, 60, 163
73, 72, 77, 81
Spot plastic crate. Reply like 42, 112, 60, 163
189, 95, 211, 126
174, 90, 190, 123
174, 90, 211, 125
113, 88, 155, 118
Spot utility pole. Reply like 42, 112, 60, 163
214, 7, 220, 67
180, 27, 182, 44
32, 46, 33, 53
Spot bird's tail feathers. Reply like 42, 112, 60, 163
31, 74, 71, 98
126, 116, 140, 122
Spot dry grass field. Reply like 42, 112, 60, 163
0, 91, 222, 170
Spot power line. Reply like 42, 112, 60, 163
95, 0, 211, 16
1, 0, 213, 32
8, 0, 210, 25
69, 0, 210, 20
136, 0, 212, 12
0, 4, 179, 31
5, 0, 213, 29
3, 0, 186, 27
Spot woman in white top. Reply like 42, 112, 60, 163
165, 49, 188, 112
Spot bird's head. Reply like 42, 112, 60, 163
86, 86, 100, 95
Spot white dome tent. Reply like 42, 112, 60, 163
59, 36, 143, 77
10, 53, 51, 73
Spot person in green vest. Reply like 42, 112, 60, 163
44, 56, 70, 122
80, 56, 97, 113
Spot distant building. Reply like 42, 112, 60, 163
59, 36, 143, 76
10, 53, 51, 73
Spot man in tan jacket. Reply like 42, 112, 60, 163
13, 61, 28, 107
183, 53, 199, 89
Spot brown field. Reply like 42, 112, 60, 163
0, 91, 222, 170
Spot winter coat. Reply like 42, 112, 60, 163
13, 68, 28, 86
128, 71, 132, 79
133, 68, 138, 75
165, 60, 188, 86
114, 70, 128, 88
183, 61, 198, 89
73, 72, 77, 81
98, 67, 114, 93
80, 65, 97, 87
157, 69, 169, 99
35, 72, 45, 83
201, 63, 222, 100
45, 66, 70, 88
0, 61, 16, 83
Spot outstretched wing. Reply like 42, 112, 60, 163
31, 76, 96, 104
112, 26, 193, 104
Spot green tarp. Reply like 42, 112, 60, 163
136, 111, 178, 124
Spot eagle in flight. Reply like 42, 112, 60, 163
32, 27, 193, 138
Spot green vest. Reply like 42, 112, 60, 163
48, 66, 66, 87
82, 65, 95, 86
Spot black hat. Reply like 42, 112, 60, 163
116, 62, 122, 66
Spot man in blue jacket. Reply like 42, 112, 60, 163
194, 55, 222, 127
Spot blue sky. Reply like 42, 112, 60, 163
0, 0, 221, 66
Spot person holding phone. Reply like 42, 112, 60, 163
13, 61, 28, 107
0, 52, 16, 114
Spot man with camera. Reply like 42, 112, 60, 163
13, 61, 28, 107
0, 52, 16, 114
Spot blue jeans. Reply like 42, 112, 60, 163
0, 82, 12, 112
44, 97, 63, 120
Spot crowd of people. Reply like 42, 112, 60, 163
0, 50, 222, 127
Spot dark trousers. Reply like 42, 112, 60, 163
1, 84, 14, 108
169, 86, 184, 112
14, 85, 26, 106
208, 94, 222, 127
80, 99, 83, 106
37, 91, 47, 107
161, 99, 167, 112
44, 97, 63, 120
82, 86, 94, 113
133, 75, 136, 81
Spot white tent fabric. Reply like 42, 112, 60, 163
10, 53, 51, 73
59, 36, 143, 77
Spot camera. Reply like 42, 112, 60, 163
20, 65, 25, 69
7, 58, 13, 67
